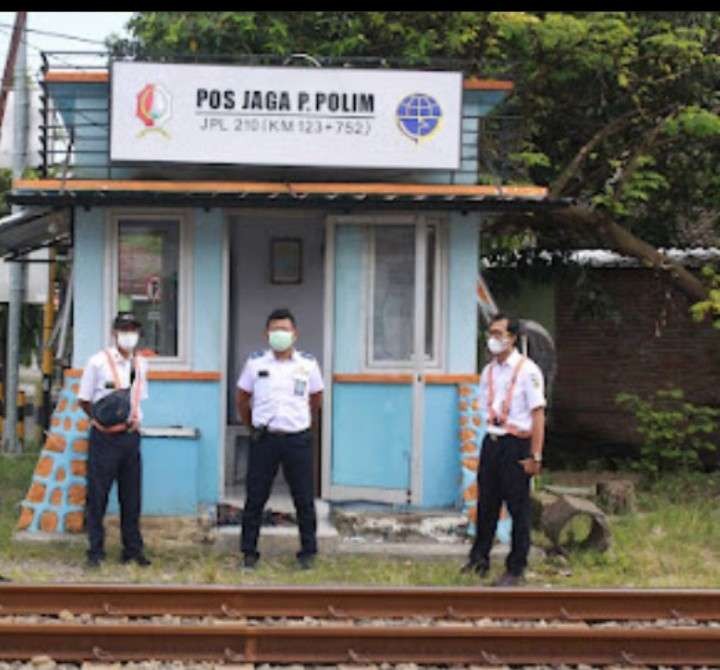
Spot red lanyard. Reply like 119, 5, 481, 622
487, 356, 526, 427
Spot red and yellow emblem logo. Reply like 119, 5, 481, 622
135, 83, 172, 138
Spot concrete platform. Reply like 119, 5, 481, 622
215, 518, 340, 556
214, 527, 544, 562
214, 498, 339, 555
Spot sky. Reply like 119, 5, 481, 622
0, 13, 134, 170
0, 12, 134, 79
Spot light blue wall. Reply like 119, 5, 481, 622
73, 207, 225, 514
73, 208, 106, 367
192, 208, 225, 370
106, 379, 221, 514
447, 212, 480, 373
331, 381, 461, 508
332, 383, 411, 490
333, 225, 364, 373
107, 438, 199, 515
422, 385, 461, 508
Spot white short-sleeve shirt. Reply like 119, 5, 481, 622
237, 349, 324, 432
479, 348, 546, 435
78, 347, 150, 422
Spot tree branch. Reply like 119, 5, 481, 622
487, 206, 710, 303
558, 206, 710, 302
610, 106, 679, 203
550, 109, 637, 198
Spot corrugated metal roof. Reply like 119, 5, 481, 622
0, 208, 71, 259
9, 180, 570, 212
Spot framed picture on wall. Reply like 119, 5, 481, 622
270, 238, 303, 284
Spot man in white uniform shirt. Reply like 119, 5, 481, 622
78, 312, 151, 568
461, 314, 546, 586
236, 308, 324, 570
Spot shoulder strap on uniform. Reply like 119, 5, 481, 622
499, 356, 526, 424
486, 356, 527, 426
129, 355, 144, 422
103, 349, 123, 389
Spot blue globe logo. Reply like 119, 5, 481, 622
396, 93, 443, 143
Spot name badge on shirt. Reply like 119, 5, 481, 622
293, 378, 307, 396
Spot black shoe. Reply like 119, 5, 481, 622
492, 571, 525, 587
242, 554, 259, 570
86, 555, 103, 569
297, 554, 315, 570
460, 560, 489, 577
122, 554, 152, 567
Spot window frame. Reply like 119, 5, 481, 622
364, 216, 447, 371
106, 209, 194, 370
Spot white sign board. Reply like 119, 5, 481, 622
110, 62, 462, 170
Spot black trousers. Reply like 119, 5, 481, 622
468, 434, 532, 576
241, 430, 317, 559
86, 426, 144, 560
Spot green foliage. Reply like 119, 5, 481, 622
0, 168, 11, 215
0, 451, 38, 551
691, 265, 720, 328
110, 12, 720, 250
0, 304, 44, 368
616, 388, 720, 478
509, 151, 552, 170
666, 106, 720, 139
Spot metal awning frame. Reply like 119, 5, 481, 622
0, 206, 73, 261
8, 190, 572, 214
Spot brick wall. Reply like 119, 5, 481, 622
552, 267, 720, 449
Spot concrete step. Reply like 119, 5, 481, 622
219, 496, 331, 521
215, 516, 339, 555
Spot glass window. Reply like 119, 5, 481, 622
370, 224, 438, 365
117, 219, 180, 357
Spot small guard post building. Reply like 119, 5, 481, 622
4, 53, 561, 533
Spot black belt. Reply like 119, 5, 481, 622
487, 433, 529, 442
266, 428, 310, 436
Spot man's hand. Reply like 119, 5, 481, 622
127, 418, 141, 433
236, 389, 253, 427
518, 458, 542, 477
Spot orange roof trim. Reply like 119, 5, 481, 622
464, 78, 514, 91
65, 368, 220, 381
44, 71, 110, 84
13, 179, 547, 199
44, 70, 513, 91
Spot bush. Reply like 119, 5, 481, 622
691, 265, 720, 330
616, 388, 720, 478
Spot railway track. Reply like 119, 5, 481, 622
0, 584, 719, 665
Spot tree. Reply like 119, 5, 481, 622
0, 168, 11, 214
110, 12, 720, 300
691, 265, 720, 329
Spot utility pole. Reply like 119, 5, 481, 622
0, 12, 26, 140
3, 11, 28, 453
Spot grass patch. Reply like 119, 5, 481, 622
535, 471, 720, 587
2, 454, 720, 587
0, 449, 40, 552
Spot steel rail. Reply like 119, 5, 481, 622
0, 622, 718, 665
1, 584, 719, 621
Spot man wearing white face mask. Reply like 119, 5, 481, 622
461, 313, 546, 586
78, 312, 150, 568
236, 307, 324, 570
